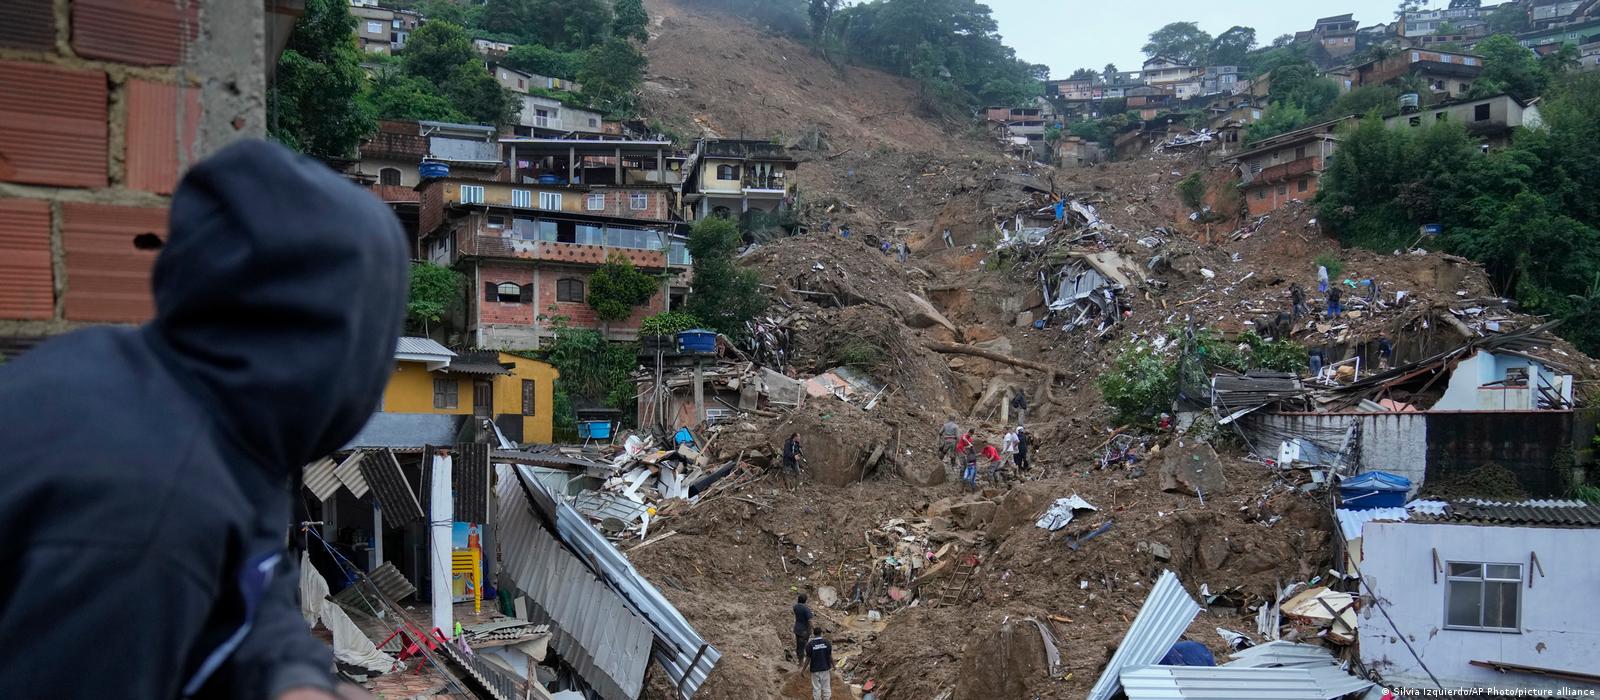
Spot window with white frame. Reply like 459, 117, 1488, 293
539, 192, 562, 210
629, 192, 649, 210
367, 21, 383, 34
586, 193, 606, 211
1445, 562, 1521, 632
512, 189, 532, 208
459, 185, 485, 204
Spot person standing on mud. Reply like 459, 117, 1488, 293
1015, 426, 1031, 474
806, 628, 835, 700
938, 417, 960, 476
792, 593, 813, 667
959, 432, 980, 491
981, 440, 1005, 486
783, 433, 803, 477
1290, 283, 1308, 319
1010, 389, 1028, 424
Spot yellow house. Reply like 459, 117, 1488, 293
380, 337, 560, 445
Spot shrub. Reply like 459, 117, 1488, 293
1314, 252, 1344, 279
639, 311, 701, 337
1098, 343, 1178, 424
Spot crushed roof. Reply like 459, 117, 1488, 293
1432, 499, 1600, 527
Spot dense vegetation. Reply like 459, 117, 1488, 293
1316, 69, 1600, 354
1100, 329, 1307, 424
684, 217, 767, 338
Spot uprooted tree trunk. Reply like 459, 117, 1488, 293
924, 341, 1062, 416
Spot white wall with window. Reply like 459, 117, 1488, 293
1359, 521, 1600, 692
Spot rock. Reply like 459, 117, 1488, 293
948, 498, 998, 530
1137, 540, 1173, 561
1015, 311, 1034, 327
898, 292, 958, 333
973, 336, 1014, 356
901, 457, 947, 487
986, 483, 1050, 540
1158, 440, 1228, 498
954, 619, 1049, 700
1021, 287, 1044, 310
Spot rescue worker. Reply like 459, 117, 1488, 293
807, 628, 835, 700
938, 417, 960, 477
792, 593, 813, 667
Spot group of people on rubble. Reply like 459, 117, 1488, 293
938, 390, 1032, 491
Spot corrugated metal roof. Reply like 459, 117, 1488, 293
303, 457, 341, 502
333, 451, 370, 498
497, 469, 653, 700
359, 449, 423, 522
453, 442, 490, 523
0, 199, 55, 320
1434, 499, 1600, 527
1120, 664, 1373, 699
505, 463, 720, 698
1224, 641, 1335, 668
1087, 570, 1202, 700
396, 336, 456, 358
573, 490, 650, 526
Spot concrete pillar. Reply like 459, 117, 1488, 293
195, 0, 269, 154
430, 451, 454, 637
509, 145, 518, 183
614, 147, 622, 183
693, 359, 705, 425
656, 148, 665, 185
568, 146, 577, 183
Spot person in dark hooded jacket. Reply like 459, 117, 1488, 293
0, 140, 408, 700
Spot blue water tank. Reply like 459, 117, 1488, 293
676, 329, 717, 354
1338, 471, 1412, 510
537, 174, 565, 185
419, 160, 450, 179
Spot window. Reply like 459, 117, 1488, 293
539, 192, 562, 210
716, 164, 740, 180
556, 278, 584, 302
517, 78, 525, 89
586, 193, 606, 211
589, 118, 598, 127
367, 20, 383, 33
1465, 57, 1478, 66
1409, 116, 1422, 127
521, 379, 536, 416
629, 192, 649, 210
1277, 184, 1288, 196
392, 18, 401, 28
1298, 179, 1309, 193
379, 167, 401, 186
1446, 562, 1521, 631
486, 215, 506, 229
495, 282, 522, 302
459, 185, 485, 204
1412, 51, 1421, 61
433, 378, 458, 409
1295, 146, 1306, 160
1475, 104, 1491, 122
1255, 190, 1266, 200
1437, 112, 1448, 121
512, 189, 532, 208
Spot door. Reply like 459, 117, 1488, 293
473, 380, 493, 418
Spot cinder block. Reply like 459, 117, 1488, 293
0, 199, 56, 320
0, 0, 56, 51
125, 79, 200, 195
61, 203, 166, 323
72, 0, 199, 66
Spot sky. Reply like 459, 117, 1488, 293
981, 0, 1407, 77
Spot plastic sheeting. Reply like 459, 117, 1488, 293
298, 552, 395, 674
1035, 495, 1097, 530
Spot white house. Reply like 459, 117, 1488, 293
1357, 501, 1600, 693
1432, 350, 1572, 411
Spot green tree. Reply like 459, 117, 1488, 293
1103, 63, 1119, 81
411, 0, 481, 27
614, 0, 650, 43
1469, 34, 1547, 99
482, 0, 533, 36
268, 0, 374, 159
577, 37, 647, 116
1244, 102, 1309, 143
1330, 84, 1401, 118
1269, 64, 1340, 116
1143, 22, 1213, 65
639, 311, 701, 337
1068, 67, 1098, 80
502, 44, 585, 80
363, 67, 467, 122
1395, 0, 1426, 20
538, 318, 638, 418
1176, 172, 1208, 211
406, 261, 464, 334
808, 0, 840, 43
557, 0, 613, 48
1210, 26, 1257, 67
1486, 4, 1530, 34
587, 254, 659, 323
684, 217, 766, 337
832, 0, 1040, 110
446, 61, 521, 125
403, 21, 476, 86
1097, 343, 1177, 425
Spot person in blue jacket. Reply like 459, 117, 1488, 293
0, 140, 408, 700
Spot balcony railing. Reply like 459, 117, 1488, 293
532, 115, 563, 129
742, 175, 786, 191
1248, 156, 1320, 185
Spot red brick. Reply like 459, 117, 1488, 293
61, 203, 166, 323
0, 0, 56, 51
125, 79, 200, 195
72, 0, 198, 66
0, 199, 55, 320
0, 61, 108, 188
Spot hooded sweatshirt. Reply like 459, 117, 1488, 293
0, 140, 408, 700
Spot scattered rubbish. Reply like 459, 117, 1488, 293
1035, 495, 1098, 531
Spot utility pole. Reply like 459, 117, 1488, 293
430, 449, 454, 638
693, 357, 705, 424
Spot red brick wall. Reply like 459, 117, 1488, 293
1245, 175, 1320, 217
0, 0, 204, 327
478, 263, 537, 326
473, 261, 665, 336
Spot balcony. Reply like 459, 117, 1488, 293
742, 173, 787, 195
1248, 156, 1321, 185
469, 235, 669, 269
531, 115, 563, 130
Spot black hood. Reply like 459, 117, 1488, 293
145, 140, 408, 471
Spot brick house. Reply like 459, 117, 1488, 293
416, 138, 692, 349
0, 0, 301, 348
1355, 49, 1484, 99
1229, 117, 1352, 217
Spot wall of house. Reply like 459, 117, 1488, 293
1434, 351, 1569, 411
384, 360, 466, 414
699, 158, 745, 194
1244, 175, 1321, 216
441, 180, 672, 221
473, 260, 668, 349
1, 0, 271, 337
492, 353, 558, 444
1359, 522, 1600, 692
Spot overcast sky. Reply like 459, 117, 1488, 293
981, 0, 1412, 77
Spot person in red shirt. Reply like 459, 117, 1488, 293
956, 432, 978, 490
981, 442, 1004, 485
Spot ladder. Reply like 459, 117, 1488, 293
937, 553, 980, 606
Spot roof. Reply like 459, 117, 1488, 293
1339, 470, 1412, 493
419, 120, 498, 136
442, 361, 512, 376
396, 336, 455, 359
1428, 499, 1600, 527
1087, 570, 1202, 700
1120, 664, 1373, 699
1228, 117, 1352, 161
1316, 13, 1355, 24
342, 412, 465, 450
496, 137, 674, 156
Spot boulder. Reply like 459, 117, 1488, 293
898, 292, 958, 333
1158, 440, 1228, 498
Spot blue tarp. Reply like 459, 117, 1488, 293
1159, 640, 1217, 666
1339, 471, 1412, 510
